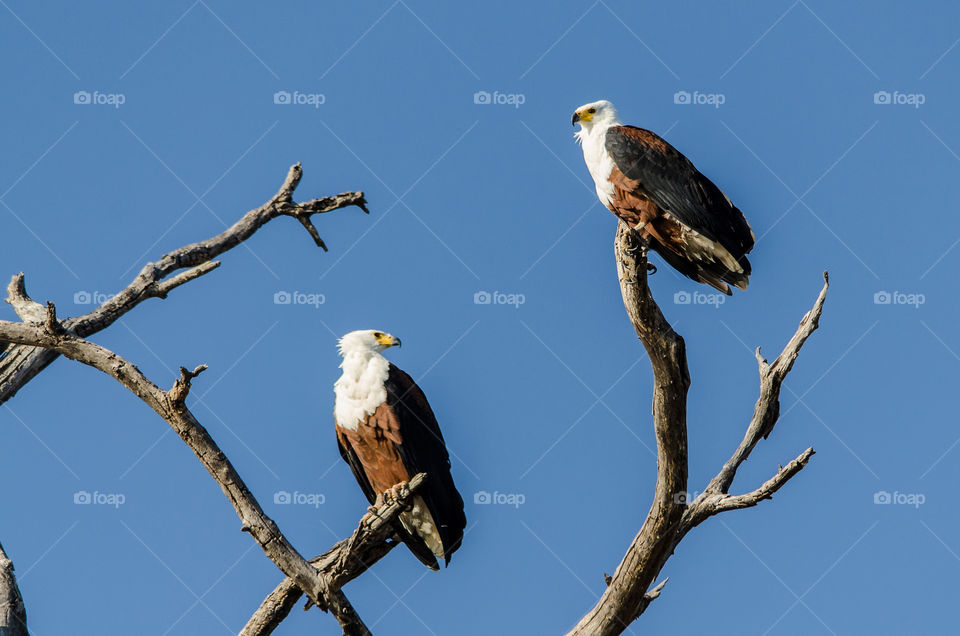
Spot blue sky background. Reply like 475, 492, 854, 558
1, 1, 959, 634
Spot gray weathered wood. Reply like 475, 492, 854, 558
0, 541, 27, 636
565, 223, 827, 636
0, 163, 366, 406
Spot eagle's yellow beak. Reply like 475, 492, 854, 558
572, 109, 592, 125
377, 332, 401, 348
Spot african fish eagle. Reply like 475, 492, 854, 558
334, 329, 466, 570
572, 99, 755, 294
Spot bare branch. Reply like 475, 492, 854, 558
0, 320, 372, 634
240, 473, 428, 636
707, 272, 829, 496
0, 164, 366, 405
567, 224, 690, 635
0, 541, 27, 636
566, 224, 827, 636
712, 448, 816, 513
4, 273, 45, 323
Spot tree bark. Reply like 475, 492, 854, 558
566, 223, 827, 636
0, 541, 27, 636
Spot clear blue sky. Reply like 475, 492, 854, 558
2, 2, 958, 634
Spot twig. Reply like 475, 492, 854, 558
0, 163, 365, 405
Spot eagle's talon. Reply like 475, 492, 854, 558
646, 263, 657, 275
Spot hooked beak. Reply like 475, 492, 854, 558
376, 332, 401, 348
571, 111, 580, 126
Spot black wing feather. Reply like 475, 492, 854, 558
385, 364, 466, 565
604, 125, 754, 259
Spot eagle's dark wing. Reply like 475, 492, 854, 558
605, 125, 755, 266
384, 364, 466, 565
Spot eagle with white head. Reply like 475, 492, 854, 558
573, 99, 755, 294
333, 329, 465, 570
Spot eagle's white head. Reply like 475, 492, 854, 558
337, 329, 401, 358
335, 330, 401, 430
572, 100, 622, 143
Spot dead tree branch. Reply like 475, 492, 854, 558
0, 163, 366, 406
0, 541, 27, 636
566, 222, 828, 636
240, 473, 429, 636
0, 299, 376, 635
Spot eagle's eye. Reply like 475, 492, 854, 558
373, 331, 383, 339
588, 108, 596, 114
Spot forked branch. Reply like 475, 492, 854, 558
566, 223, 828, 636
0, 163, 366, 405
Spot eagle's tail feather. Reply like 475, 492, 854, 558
651, 243, 751, 295
394, 523, 440, 571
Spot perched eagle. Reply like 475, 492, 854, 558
572, 99, 755, 294
333, 330, 466, 570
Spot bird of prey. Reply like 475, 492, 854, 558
573, 99, 755, 294
333, 329, 465, 569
